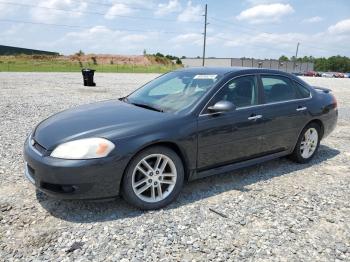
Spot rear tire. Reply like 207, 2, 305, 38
121, 146, 184, 210
290, 123, 321, 163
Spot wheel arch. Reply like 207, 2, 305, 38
307, 119, 324, 139
119, 141, 190, 194
292, 118, 325, 153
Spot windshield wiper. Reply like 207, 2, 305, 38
130, 102, 164, 112
120, 97, 129, 103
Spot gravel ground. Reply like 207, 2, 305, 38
0, 73, 349, 261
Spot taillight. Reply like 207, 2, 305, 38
332, 95, 337, 108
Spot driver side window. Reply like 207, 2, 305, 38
208, 75, 258, 111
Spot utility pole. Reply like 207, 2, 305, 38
202, 4, 208, 67
293, 42, 300, 71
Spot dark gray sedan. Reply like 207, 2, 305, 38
24, 67, 338, 209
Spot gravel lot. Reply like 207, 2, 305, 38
0, 73, 349, 261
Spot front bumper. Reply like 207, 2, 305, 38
23, 137, 129, 200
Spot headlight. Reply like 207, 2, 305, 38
50, 138, 115, 159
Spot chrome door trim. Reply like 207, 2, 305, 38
199, 73, 312, 117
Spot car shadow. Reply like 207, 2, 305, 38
37, 145, 340, 223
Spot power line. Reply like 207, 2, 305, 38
210, 17, 262, 34
214, 35, 291, 55
70, 0, 154, 11
0, 1, 201, 24
0, 18, 184, 35
209, 16, 346, 54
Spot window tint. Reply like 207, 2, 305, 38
148, 77, 186, 96
210, 75, 258, 109
294, 81, 311, 98
261, 75, 298, 103
128, 71, 221, 112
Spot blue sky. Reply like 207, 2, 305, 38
0, 0, 349, 58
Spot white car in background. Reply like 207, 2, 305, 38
322, 72, 334, 78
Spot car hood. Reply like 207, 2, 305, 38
33, 99, 170, 150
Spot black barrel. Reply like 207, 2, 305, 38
81, 68, 96, 86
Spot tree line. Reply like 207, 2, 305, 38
279, 55, 350, 72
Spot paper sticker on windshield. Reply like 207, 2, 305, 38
194, 74, 217, 80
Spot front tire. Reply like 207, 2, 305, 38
121, 146, 184, 210
290, 123, 321, 163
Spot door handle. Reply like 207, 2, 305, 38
296, 106, 307, 112
248, 114, 262, 120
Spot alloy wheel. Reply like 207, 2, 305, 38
131, 154, 177, 203
300, 127, 318, 159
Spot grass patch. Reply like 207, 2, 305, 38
0, 56, 181, 73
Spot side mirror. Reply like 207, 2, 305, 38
207, 100, 236, 114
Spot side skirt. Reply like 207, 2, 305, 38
189, 151, 289, 181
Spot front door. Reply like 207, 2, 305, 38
197, 75, 265, 170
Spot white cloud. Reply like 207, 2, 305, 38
104, 3, 133, 19
223, 32, 304, 49
65, 26, 115, 41
31, 0, 87, 23
328, 19, 350, 34
48, 26, 155, 54
215, 28, 350, 58
170, 33, 203, 47
155, 0, 181, 16
236, 3, 294, 24
120, 34, 148, 42
0, 3, 16, 18
177, 1, 202, 22
171, 33, 203, 45
245, 0, 288, 5
303, 16, 323, 23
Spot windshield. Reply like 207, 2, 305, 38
126, 71, 221, 112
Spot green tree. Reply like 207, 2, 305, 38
313, 56, 350, 72
155, 52, 164, 57
278, 55, 289, 61
76, 50, 84, 56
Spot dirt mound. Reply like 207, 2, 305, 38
67, 54, 155, 65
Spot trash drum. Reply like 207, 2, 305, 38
82, 68, 96, 86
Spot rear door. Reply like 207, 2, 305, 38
257, 74, 311, 154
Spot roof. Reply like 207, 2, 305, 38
177, 66, 290, 76
0, 45, 59, 56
